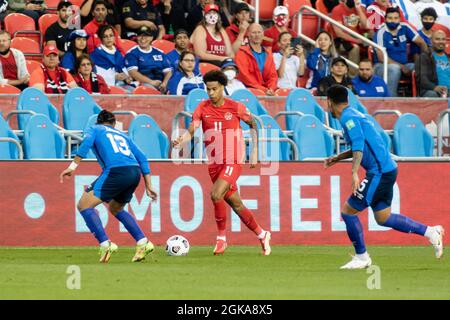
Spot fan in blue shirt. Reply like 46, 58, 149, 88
59, 110, 158, 264
352, 59, 390, 97
324, 85, 443, 269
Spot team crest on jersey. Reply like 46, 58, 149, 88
224, 112, 233, 120
346, 119, 355, 130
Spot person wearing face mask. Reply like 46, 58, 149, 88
409, 8, 437, 60
263, 6, 298, 53
373, 7, 428, 96
0, 31, 30, 91
191, 4, 234, 66
220, 58, 246, 95
366, 0, 407, 34
352, 59, 390, 97
186, 0, 230, 36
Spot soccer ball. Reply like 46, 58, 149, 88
165, 235, 190, 256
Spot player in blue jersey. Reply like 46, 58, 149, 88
59, 110, 158, 263
324, 85, 444, 269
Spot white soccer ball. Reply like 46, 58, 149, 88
165, 235, 190, 256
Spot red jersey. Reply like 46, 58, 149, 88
204, 26, 227, 56
193, 98, 251, 164
0, 53, 18, 80
331, 4, 365, 37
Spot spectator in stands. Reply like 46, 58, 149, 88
226, 2, 251, 54
125, 26, 172, 93
220, 57, 246, 95
373, 7, 428, 96
44, 1, 74, 56
29, 44, 78, 93
413, 0, 450, 30
191, 4, 234, 66
415, 30, 449, 97
90, 25, 133, 91
61, 29, 90, 74
186, 0, 230, 36
74, 54, 110, 94
157, 0, 188, 35
263, 6, 297, 53
331, 0, 368, 75
317, 57, 355, 95
166, 29, 200, 73
366, 0, 406, 33
9, 0, 47, 27
167, 50, 204, 95
352, 58, 390, 96
306, 31, 338, 90
0, 0, 8, 25
235, 23, 278, 95
410, 7, 437, 59
80, 0, 121, 34
0, 31, 30, 90
274, 32, 305, 89
122, 0, 165, 40
323, 0, 341, 12
84, 0, 124, 54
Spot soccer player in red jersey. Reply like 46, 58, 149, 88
173, 70, 271, 256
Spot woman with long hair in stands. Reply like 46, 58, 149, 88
61, 29, 89, 74
74, 54, 110, 94
306, 30, 338, 90
167, 50, 205, 95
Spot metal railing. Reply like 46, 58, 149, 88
0, 137, 24, 159
245, 136, 299, 160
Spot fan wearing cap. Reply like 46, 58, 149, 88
166, 29, 200, 74
220, 57, 245, 95
186, 0, 230, 36
262, 6, 297, 53
44, 1, 73, 56
122, 0, 165, 40
191, 3, 234, 66
225, 2, 252, 54
317, 56, 355, 96
61, 30, 90, 74
124, 26, 172, 93
29, 45, 78, 94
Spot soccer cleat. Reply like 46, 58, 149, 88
99, 242, 118, 263
259, 231, 271, 256
132, 241, 155, 262
429, 225, 445, 259
340, 254, 372, 269
213, 239, 227, 255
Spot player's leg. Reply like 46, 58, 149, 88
210, 177, 232, 255
224, 190, 271, 255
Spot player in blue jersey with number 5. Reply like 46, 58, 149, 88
60, 110, 158, 263
324, 85, 444, 269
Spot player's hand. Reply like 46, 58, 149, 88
172, 136, 183, 149
146, 186, 158, 202
352, 172, 360, 196
324, 156, 337, 168
250, 152, 258, 168
59, 168, 74, 183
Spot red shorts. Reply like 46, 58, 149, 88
208, 163, 242, 199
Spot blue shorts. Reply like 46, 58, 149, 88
86, 166, 141, 204
347, 169, 398, 212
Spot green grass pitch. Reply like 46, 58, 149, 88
0, 246, 448, 300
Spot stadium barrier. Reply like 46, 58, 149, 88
1, 161, 449, 246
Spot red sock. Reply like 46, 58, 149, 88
213, 200, 227, 237
237, 207, 262, 236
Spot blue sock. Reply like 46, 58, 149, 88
382, 213, 427, 236
80, 208, 109, 244
114, 210, 145, 242
342, 213, 367, 254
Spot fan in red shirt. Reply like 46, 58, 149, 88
173, 70, 271, 256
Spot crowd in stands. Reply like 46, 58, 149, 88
0, 0, 448, 98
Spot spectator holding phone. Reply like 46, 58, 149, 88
273, 32, 305, 89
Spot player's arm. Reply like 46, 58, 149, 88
243, 114, 258, 168
324, 149, 353, 168
172, 118, 200, 148
345, 118, 365, 196
128, 139, 158, 201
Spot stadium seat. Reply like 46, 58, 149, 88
45, 0, 63, 13
0, 115, 21, 159
109, 86, 127, 94
347, 89, 368, 114
23, 114, 65, 159
199, 62, 219, 75
283, 0, 311, 17
26, 59, 42, 75
132, 86, 161, 94
254, 114, 293, 161
284, 88, 326, 131
365, 114, 392, 151
249, 0, 278, 20
274, 88, 292, 96
315, 0, 329, 14
16, 87, 60, 130
152, 39, 175, 54
230, 89, 269, 116
411, 70, 417, 97
184, 88, 208, 128
119, 39, 137, 53
70, 0, 85, 7
11, 38, 42, 61
393, 113, 434, 157
291, 13, 319, 40
0, 84, 21, 94
38, 14, 59, 40
4, 13, 41, 46
128, 114, 170, 159
62, 88, 102, 130
79, 114, 99, 159
248, 88, 266, 96
292, 114, 334, 160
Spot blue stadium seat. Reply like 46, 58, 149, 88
128, 114, 170, 159
293, 114, 334, 160
285, 88, 326, 131
17, 87, 59, 130
23, 114, 66, 159
184, 88, 208, 128
393, 113, 433, 157
347, 89, 368, 114
365, 114, 392, 151
79, 114, 99, 159
63, 88, 102, 131
231, 89, 269, 132
0, 115, 21, 159
192, 127, 205, 159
